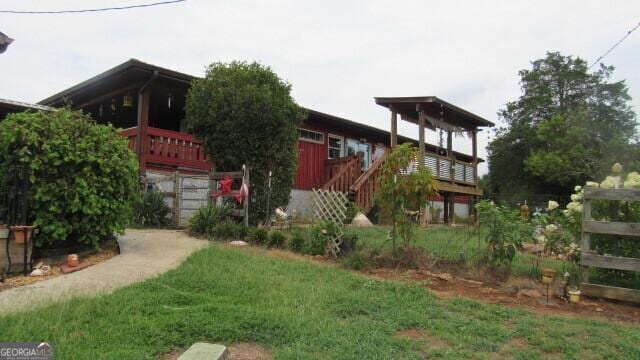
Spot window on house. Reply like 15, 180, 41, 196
328, 134, 344, 159
298, 128, 324, 144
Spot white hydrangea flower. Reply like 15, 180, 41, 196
570, 193, 582, 202
611, 163, 623, 173
624, 172, 640, 189
545, 224, 558, 233
600, 176, 620, 189
574, 185, 582, 192
566, 201, 583, 213
585, 181, 599, 188
548, 200, 559, 210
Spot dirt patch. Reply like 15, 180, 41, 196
227, 342, 274, 360
365, 267, 640, 325
0, 248, 118, 292
395, 329, 450, 348
233, 242, 640, 325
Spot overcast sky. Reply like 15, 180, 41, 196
1, 0, 639, 174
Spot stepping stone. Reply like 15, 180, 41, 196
179, 343, 229, 360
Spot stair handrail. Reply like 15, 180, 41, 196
351, 149, 388, 192
322, 154, 362, 191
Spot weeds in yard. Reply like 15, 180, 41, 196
0, 243, 637, 359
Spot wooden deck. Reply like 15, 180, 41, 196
120, 127, 214, 173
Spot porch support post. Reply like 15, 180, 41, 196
447, 130, 453, 183
390, 105, 398, 148
136, 89, 151, 175
136, 71, 158, 176
417, 108, 425, 170
471, 128, 478, 187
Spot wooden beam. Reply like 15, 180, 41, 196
471, 128, 478, 187
435, 181, 483, 196
418, 110, 425, 169
584, 188, 640, 201
581, 253, 640, 272
136, 88, 151, 174
581, 283, 640, 304
583, 220, 640, 236
390, 106, 398, 148
76, 81, 145, 109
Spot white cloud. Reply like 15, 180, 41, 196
1, 0, 638, 175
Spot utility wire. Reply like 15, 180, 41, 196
589, 21, 640, 69
0, 0, 186, 14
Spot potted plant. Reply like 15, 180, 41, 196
0, 224, 8, 240
568, 288, 581, 304
10, 225, 35, 244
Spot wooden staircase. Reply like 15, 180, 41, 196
321, 150, 388, 215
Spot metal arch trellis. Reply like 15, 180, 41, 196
312, 188, 348, 258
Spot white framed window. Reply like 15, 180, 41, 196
298, 128, 324, 144
328, 134, 344, 159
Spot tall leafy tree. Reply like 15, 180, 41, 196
186, 61, 306, 225
488, 52, 638, 200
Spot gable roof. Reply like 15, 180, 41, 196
39, 58, 194, 107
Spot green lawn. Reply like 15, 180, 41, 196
346, 226, 579, 280
1, 242, 638, 359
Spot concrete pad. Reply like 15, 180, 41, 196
0, 229, 208, 315
179, 343, 228, 360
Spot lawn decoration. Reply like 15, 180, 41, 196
312, 189, 348, 258
540, 268, 557, 305
210, 165, 250, 226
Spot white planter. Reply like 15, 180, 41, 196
0, 228, 9, 240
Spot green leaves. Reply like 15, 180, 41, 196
185, 61, 305, 225
375, 144, 438, 249
488, 51, 638, 201
0, 109, 138, 247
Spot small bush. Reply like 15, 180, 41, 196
212, 222, 238, 240
249, 228, 269, 245
287, 229, 306, 253
342, 251, 371, 270
340, 234, 359, 255
344, 203, 360, 224
133, 189, 170, 227
189, 204, 231, 236
267, 230, 287, 248
303, 220, 336, 255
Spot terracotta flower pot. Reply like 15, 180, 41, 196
67, 254, 79, 267
10, 225, 35, 244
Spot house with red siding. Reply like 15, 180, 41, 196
23, 59, 493, 223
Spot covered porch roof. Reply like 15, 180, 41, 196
375, 96, 494, 130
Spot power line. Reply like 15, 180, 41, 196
589, 21, 640, 69
0, 0, 186, 14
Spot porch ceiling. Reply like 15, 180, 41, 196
374, 96, 494, 130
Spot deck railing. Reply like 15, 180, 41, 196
120, 127, 214, 172
403, 153, 475, 185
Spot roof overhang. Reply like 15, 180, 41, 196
39, 59, 194, 107
375, 96, 494, 130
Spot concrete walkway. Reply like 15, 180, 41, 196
0, 229, 208, 315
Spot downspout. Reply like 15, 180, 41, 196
136, 70, 159, 176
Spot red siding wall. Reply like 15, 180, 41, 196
295, 124, 328, 190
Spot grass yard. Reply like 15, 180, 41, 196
346, 226, 579, 280
1, 242, 638, 359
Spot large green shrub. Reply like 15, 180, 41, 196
0, 109, 138, 247
185, 61, 306, 225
